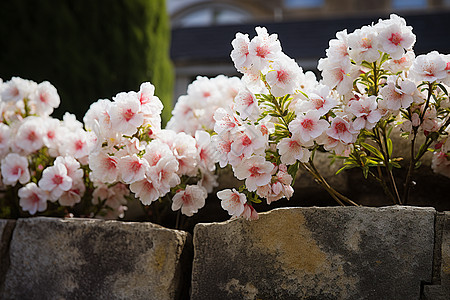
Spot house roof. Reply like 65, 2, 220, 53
170, 11, 450, 65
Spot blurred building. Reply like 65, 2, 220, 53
168, 0, 450, 101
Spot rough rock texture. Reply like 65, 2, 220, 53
191, 206, 435, 300
0, 219, 15, 295
2, 217, 192, 300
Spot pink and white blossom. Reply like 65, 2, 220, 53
326, 116, 356, 144
233, 155, 274, 191
38, 163, 73, 201
1, 153, 30, 185
58, 178, 85, 207
109, 92, 144, 136
376, 14, 415, 60
231, 32, 251, 72
29, 81, 60, 116
266, 55, 302, 97
247, 27, 282, 73
18, 182, 48, 215
347, 95, 382, 130
409, 51, 447, 83
118, 154, 149, 184
217, 188, 247, 217
130, 178, 161, 205
15, 117, 44, 153
379, 76, 416, 111
171, 185, 207, 216
289, 110, 329, 143
234, 88, 260, 120
277, 136, 311, 165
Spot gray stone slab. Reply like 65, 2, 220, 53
441, 211, 450, 285
0, 219, 15, 295
191, 206, 435, 300
2, 217, 192, 300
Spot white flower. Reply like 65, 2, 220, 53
325, 29, 349, 62
296, 84, 336, 116
217, 188, 247, 217
54, 156, 83, 181
18, 182, 48, 215
29, 81, 60, 116
130, 178, 161, 205
266, 55, 302, 97
0, 123, 11, 155
38, 163, 73, 201
247, 27, 282, 73
384, 50, 415, 74
318, 57, 358, 95
376, 14, 415, 60
347, 26, 380, 64
15, 117, 44, 153
58, 178, 85, 207
109, 91, 144, 136
171, 185, 207, 216
1, 153, 30, 185
1, 77, 37, 102
431, 152, 450, 178
234, 88, 260, 120
231, 124, 266, 158
171, 132, 199, 176
277, 136, 311, 165
148, 155, 180, 196
241, 203, 259, 220
89, 150, 119, 184
379, 76, 416, 111
289, 110, 329, 143
326, 116, 356, 144
233, 155, 274, 192
60, 129, 93, 160
118, 154, 149, 184
138, 82, 163, 116
347, 95, 382, 130
213, 108, 240, 136
231, 32, 251, 72
195, 130, 218, 172
409, 51, 447, 83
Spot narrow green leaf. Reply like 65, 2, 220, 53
387, 138, 393, 157
361, 142, 384, 160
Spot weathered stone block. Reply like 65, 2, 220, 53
191, 206, 435, 300
2, 217, 192, 300
0, 219, 15, 295
441, 211, 450, 285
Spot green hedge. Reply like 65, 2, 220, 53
0, 0, 174, 123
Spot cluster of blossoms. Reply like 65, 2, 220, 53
85, 82, 218, 217
0, 77, 100, 216
214, 13, 450, 216
167, 75, 243, 135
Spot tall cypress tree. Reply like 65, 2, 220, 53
0, 0, 174, 123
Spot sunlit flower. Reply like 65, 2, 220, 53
18, 182, 48, 215
171, 185, 207, 216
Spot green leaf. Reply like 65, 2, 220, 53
387, 138, 393, 157
361, 142, 384, 160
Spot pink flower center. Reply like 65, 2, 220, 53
361, 38, 372, 49
52, 175, 64, 185
181, 192, 192, 205
31, 193, 41, 204
312, 97, 325, 109
199, 148, 207, 161
27, 131, 37, 142
130, 160, 142, 173
123, 109, 135, 122
301, 119, 314, 131
106, 157, 117, 169
249, 166, 260, 177
203, 92, 211, 98
11, 166, 21, 176
388, 32, 402, 46
75, 140, 85, 151
47, 131, 55, 140
139, 94, 150, 105
39, 92, 48, 104
256, 45, 270, 58
289, 140, 301, 150
334, 121, 348, 133
243, 94, 254, 106
277, 69, 289, 83
242, 135, 252, 147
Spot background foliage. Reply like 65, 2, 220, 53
0, 0, 174, 122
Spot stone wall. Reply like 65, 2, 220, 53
0, 207, 449, 299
